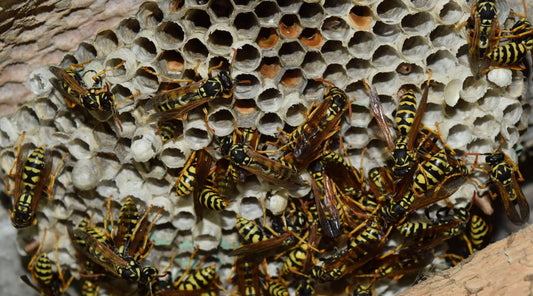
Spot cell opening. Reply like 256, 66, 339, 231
183, 38, 209, 62
279, 14, 302, 38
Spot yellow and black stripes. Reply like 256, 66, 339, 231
198, 185, 228, 210
236, 215, 268, 244
395, 90, 417, 136
175, 151, 198, 197
174, 264, 216, 290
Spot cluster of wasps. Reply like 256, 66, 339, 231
462, 0, 533, 77
2, 1, 532, 295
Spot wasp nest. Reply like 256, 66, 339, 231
0, 0, 531, 295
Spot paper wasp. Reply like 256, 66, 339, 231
5, 132, 68, 228
222, 142, 305, 191
157, 119, 183, 143
308, 158, 342, 238
21, 229, 74, 296
105, 196, 163, 261
267, 80, 349, 170
365, 71, 432, 177
481, 1, 533, 76
144, 61, 234, 121
468, 148, 529, 224
231, 257, 262, 296
365, 250, 434, 281
70, 226, 159, 286
50, 59, 134, 131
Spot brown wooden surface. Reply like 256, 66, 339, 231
400, 224, 533, 296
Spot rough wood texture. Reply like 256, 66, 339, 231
399, 224, 533, 296
0, 0, 145, 116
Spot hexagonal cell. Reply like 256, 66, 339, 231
301, 51, 327, 77
256, 112, 284, 136
321, 40, 350, 65
321, 16, 349, 40
208, 55, 231, 73
206, 107, 235, 137
439, 1, 463, 25
430, 25, 465, 52
283, 101, 307, 127
503, 102, 523, 125
323, 0, 352, 16
94, 30, 119, 56
276, 0, 302, 13
234, 98, 259, 122
396, 62, 424, 81
408, 0, 437, 11
302, 78, 326, 99
184, 9, 212, 32
426, 50, 458, 83
155, 21, 185, 50
299, 28, 323, 48
233, 43, 261, 71
117, 18, 140, 44
258, 56, 281, 79
155, 50, 185, 75
343, 126, 369, 149
401, 35, 431, 61
257, 88, 283, 113
182, 38, 209, 63
372, 21, 402, 44
371, 71, 400, 97
104, 48, 137, 84
234, 73, 261, 99
136, 1, 163, 29
445, 124, 472, 149
345, 81, 368, 105
348, 31, 378, 60
346, 57, 374, 80
278, 41, 305, 67
298, 2, 325, 27
322, 64, 349, 89
376, 0, 408, 24
132, 36, 158, 63
349, 5, 373, 30
256, 27, 279, 49
234, 0, 253, 7
207, 28, 234, 55
208, 0, 234, 19
233, 12, 260, 40
456, 43, 470, 66
372, 45, 401, 70
401, 12, 435, 36
133, 66, 160, 93
348, 103, 372, 127
74, 42, 97, 63
279, 68, 305, 91
183, 120, 212, 150
279, 14, 302, 38
254, 1, 281, 25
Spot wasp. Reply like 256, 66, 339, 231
50, 60, 133, 131
271, 81, 349, 169
222, 143, 305, 191
281, 223, 320, 277
368, 167, 394, 198
21, 229, 73, 296
157, 119, 183, 143
317, 218, 389, 281
198, 185, 229, 210
368, 250, 434, 281
5, 132, 68, 228
154, 248, 220, 296
232, 257, 262, 296
295, 278, 315, 296
365, 71, 432, 177
144, 61, 234, 121
69, 226, 159, 286
308, 158, 342, 238
476, 149, 529, 224
396, 207, 469, 250
107, 197, 163, 261
320, 149, 364, 198
481, 2, 533, 76
236, 214, 270, 244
